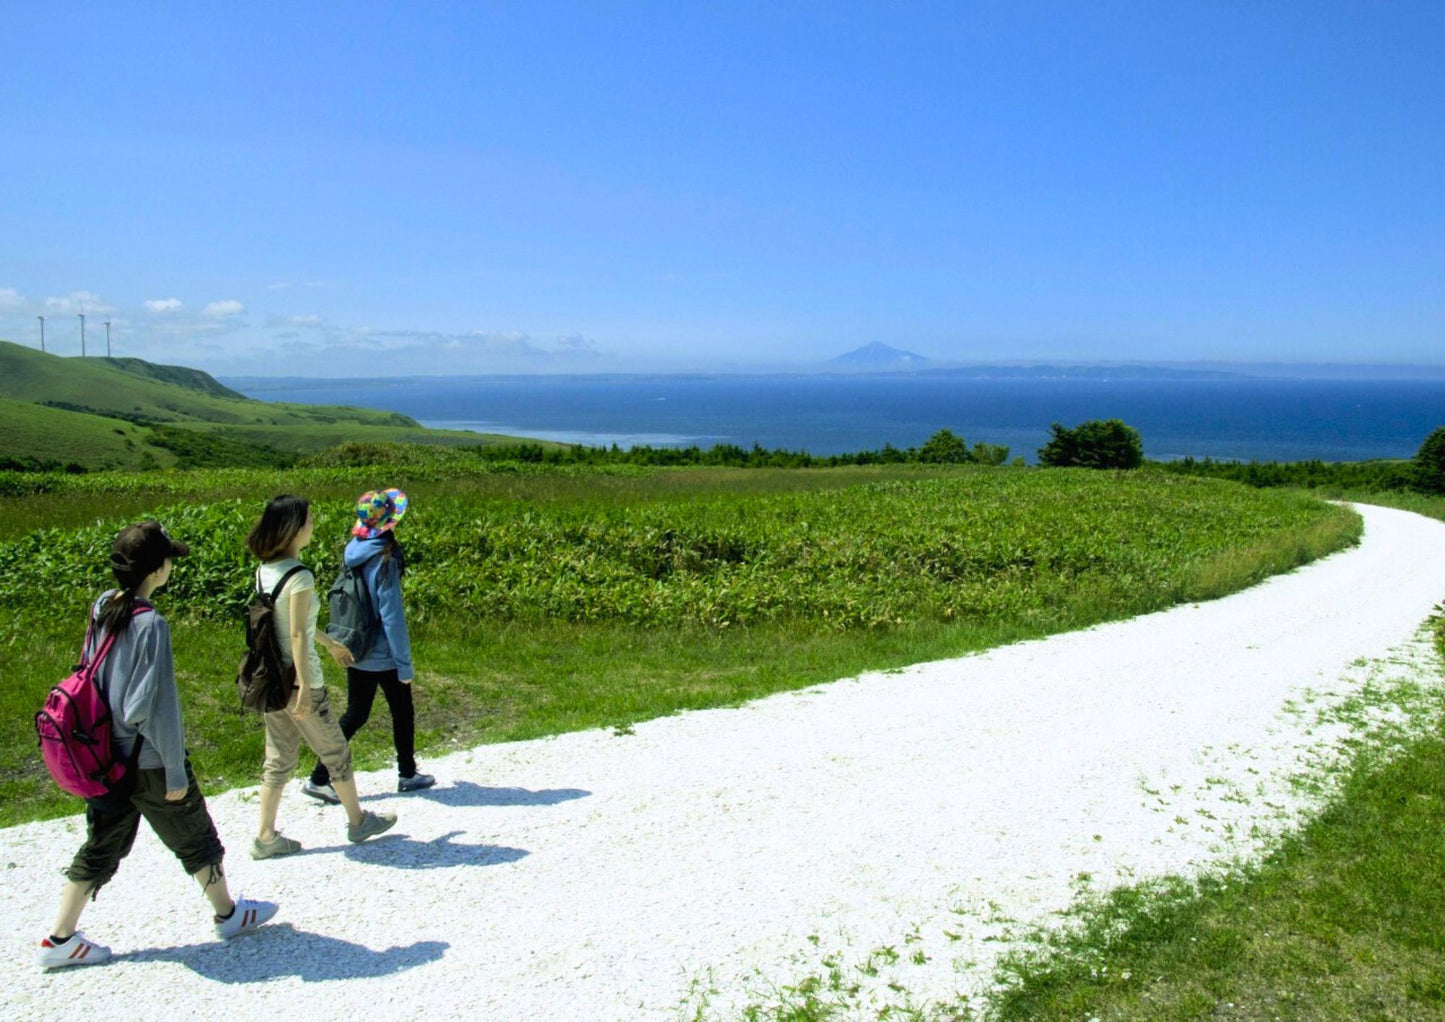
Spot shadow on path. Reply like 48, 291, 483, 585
285, 830, 528, 869
340, 829, 529, 869
363, 781, 591, 808
123, 923, 447, 983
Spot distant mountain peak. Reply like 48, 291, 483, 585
829, 342, 930, 368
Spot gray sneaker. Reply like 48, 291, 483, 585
397, 772, 436, 793
347, 810, 397, 843
301, 780, 340, 805
251, 832, 302, 860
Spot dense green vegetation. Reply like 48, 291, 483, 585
0, 462, 1357, 826
1160, 423, 1445, 497
1163, 455, 1416, 493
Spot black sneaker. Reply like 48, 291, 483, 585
301, 780, 340, 804
397, 772, 436, 793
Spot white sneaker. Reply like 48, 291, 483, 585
215, 896, 279, 939
37, 931, 111, 970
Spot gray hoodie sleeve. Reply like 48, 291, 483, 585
120, 616, 188, 791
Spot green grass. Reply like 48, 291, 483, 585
0, 464, 1358, 827
0, 339, 411, 428
989, 694, 1445, 1021
0, 395, 180, 470
0, 339, 541, 469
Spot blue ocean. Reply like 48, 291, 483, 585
226, 374, 1445, 464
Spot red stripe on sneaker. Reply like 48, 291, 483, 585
71, 944, 87, 959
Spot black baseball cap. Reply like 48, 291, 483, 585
111, 520, 190, 578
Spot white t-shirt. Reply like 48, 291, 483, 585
256, 557, 324, 687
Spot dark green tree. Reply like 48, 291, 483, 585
1412, 426, 1445, 494
917, 428, 970, 463
1037, 419, 1144, 469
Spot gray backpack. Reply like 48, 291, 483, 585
325, 556, 380, 661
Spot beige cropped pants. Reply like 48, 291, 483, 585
260, 685, 354, 788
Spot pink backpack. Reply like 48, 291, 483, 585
35, 606, 153, 799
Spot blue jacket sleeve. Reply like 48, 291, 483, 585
369, 555, 414, 678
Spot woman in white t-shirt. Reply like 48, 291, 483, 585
244, 495, 397, 858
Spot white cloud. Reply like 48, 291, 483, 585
145, 298, 183, 313
289, 314, 321, 326
201, 299, 245, 318
0, 288, 23, 308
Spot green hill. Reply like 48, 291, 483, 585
0, 339, 522, 469
97, 356, 249, 400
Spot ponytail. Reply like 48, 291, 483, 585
96, 587, 140, 641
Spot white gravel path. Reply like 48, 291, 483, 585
4, 503, 1445, 1021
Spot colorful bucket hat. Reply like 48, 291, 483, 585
352, 488, 409, 539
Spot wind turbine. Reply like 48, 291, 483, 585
105, 320, 112, 357
78, 311, 86, 357
37, 315, 45, 352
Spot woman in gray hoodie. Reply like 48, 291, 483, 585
39, 521, 277, 970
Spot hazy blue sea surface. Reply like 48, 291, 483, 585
228, 374, 1445, 463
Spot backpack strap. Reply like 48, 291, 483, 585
85, 601, 157, 777
267, 563, 310, 604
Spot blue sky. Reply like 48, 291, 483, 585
1, 2, 1441, 376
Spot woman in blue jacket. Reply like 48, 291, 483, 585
304, 488, 435, 801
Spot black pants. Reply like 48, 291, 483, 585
310, 667, 416, 785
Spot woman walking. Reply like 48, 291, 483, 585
303, 488, 434, 804
246, 495, 396, 858
39, 521, 277, 970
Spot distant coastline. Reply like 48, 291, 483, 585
223, 372, 1445, 464
224, 359, 1445, 393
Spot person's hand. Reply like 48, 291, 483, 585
328, 643, 355, 667
164, 787, 188, 802
289, 685, 312, 720
399, 675, 413, 686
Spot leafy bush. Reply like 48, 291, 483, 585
1038, 420, 1144, 469
917, 428, 969, 463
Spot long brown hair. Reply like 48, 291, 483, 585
246, 495, 310, 561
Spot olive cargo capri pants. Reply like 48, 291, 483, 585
66, 761, 224, 897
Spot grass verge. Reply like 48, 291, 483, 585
990, 678, 1445, 1020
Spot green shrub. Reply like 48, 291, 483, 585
1039, 419, 1144, 469
917, 428, 970, 463
1412, 426, 1445, 494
